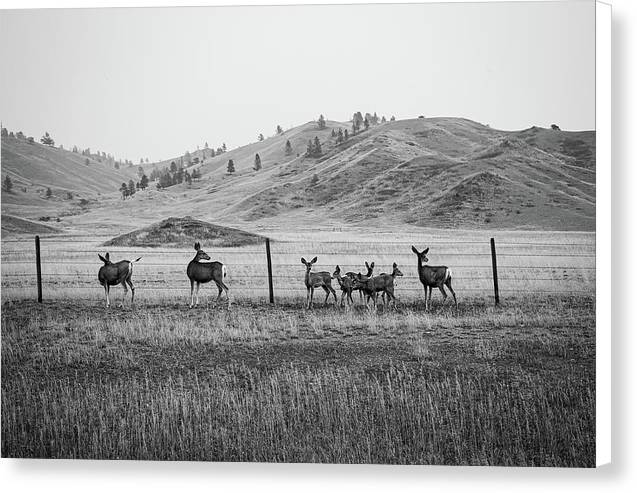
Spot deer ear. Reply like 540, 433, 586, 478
335, 265, 340, 271
411, 245, 419, 254
370, 262, 374, 268
98, 254, 107, 264
311, 257, 318, 264
194, 242, 200, 251
365, 261, 370, 269
105, 252, 110, 261
301, 257, 307, 265
393, 262, 397, 268
423, 248, 429, 254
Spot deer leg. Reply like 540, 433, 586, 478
310, 287, 315, 309
189, 279, 195, 308
428, 286, 433, 309
347, 290, 354, 305
219, 281, 231, 305
126, 278, 135, 306
446, 279, 458, 308
104, 285, 110, 308
195, 282, 200, 306
439, 284, 448, 305
215, 282, 223, 302
119, 281, 128, 307
329, 285, 338, 304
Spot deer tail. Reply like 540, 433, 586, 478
222, 264, 227, 278
444, 268, 452, 282
131, 257, 142, 263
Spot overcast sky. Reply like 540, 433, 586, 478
0, 1, 595, 162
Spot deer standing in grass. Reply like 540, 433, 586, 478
353, 263, 403, 307
187, 242, 230, 308
301, 257, 337, 309
345, 261, 374, 303
411, 246, 457, 310
333, 265, 354, 306
98, 253, 142, 308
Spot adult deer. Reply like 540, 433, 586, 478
345, 261, 374, 302
411, 246, 457, 310
301, 257, 337, 309
333, 265, 354, 306
353, 263, 403, 307
97, 253, 142, 308
187, 242, 230, 308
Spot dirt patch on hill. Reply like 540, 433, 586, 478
103, 216, 265, 247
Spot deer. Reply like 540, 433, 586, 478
333, 265, 354, 306
411, 246, 457, 310
187, 242, 230, 308
301, 257, 337, 309
353, 263, 403, 307
97, 253, 142, 308
345, 261, 374, 302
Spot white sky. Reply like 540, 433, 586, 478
0, 1, 595, 162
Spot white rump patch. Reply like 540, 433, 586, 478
445, 268, 452, 281
222, 264, 227, 278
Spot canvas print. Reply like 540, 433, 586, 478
0, 1, 597, 466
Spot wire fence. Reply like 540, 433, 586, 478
0, 235, 596, 303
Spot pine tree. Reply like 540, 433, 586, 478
313, 136, 322, 156
85, 158, 90, 166
344, 129, 349, 141
276, 125, 283, 135
40, 132, 55, 146
381, 116, 387, 123
390, 115, 396, 122
170, 161, 178, 173
0, 127, 8, 137
227, 159, 235, 174
331, 129, 336, 138
285, 139, 293, 156
254, 153, 262, 171
317, 114, 326, 129
120, 182, 128, 199
258, 133, 264, 142
128, 180, 136, 196
3, 175, 12, 192
45, 187, 52, 198
140, 174, 149, 190
184, 151, 192, 165
310, 173, 319, 187
306, 139, 314, 157
364, 117, 370, 130
337, 128, 344, 144
222, 143, 227, 152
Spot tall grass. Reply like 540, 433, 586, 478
1, 295, 595, 466
2, 364, 594, 465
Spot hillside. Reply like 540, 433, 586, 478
0, 117, 595, 234
1, 134, 139, 215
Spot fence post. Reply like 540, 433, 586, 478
490, 237, 499, 306
265, 238, 274, 304
35, 235, 42, 303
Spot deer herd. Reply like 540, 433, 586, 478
97, 243, 458, 310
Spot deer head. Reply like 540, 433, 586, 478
411, 246, 429, 263
365, 261, 375, 276
333, 265, 341, 277
98, 252, 111, 265
392, 262, 404, 277
193, 242, 211, 262
301, 256, 318, 272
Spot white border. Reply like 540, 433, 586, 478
595, 0, 611, 467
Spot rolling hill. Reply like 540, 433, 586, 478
0, 117, 595, 236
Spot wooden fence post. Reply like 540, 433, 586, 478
265, 238, 274, 304
35, 235, 42, 303
490, 237, 499, 306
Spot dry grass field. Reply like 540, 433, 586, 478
1, 229, 596, 465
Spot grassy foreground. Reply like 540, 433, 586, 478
1, 296, 595, 466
